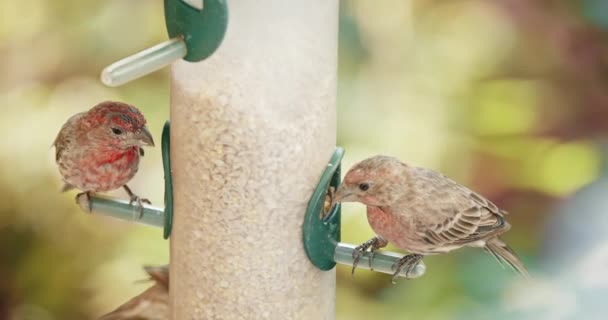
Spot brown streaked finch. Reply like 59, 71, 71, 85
98, 265, 169, 320
53, 101, 154, 215
332, 155, 529, 283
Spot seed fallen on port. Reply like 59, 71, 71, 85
322, 186, 335, 219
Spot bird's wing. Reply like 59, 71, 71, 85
53, 113, 83, 161
421, 206, 508, 246
408, 167, 509, 246
143, 265, 169, 288
52, 128, 67, 161
97, 284, 168, 320
98, 266, 169, 320
463, 187, 508, 216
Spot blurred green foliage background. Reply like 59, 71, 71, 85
2, 0, 608, 319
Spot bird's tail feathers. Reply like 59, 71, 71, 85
61, 183, 75, 193
142, 265, 169, 288
485, 237, 530, 279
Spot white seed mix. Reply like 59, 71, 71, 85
169, 1, 339, 319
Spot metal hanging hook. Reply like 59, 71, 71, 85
101, 0, 228, 87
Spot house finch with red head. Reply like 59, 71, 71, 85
333, 155, 529, 283
98, 265, 169, 320
53, 101, 154, 214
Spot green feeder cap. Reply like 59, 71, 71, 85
164, 0, 229, 62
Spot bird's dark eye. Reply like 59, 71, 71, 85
359, 183, 370, 191
111, 128, 123, 135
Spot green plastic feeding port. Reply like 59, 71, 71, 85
162, 121, 173, 239
303, 147, 344, 270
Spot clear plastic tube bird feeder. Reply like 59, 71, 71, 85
85, 1, 424, 319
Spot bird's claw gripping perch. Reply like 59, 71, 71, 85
123, 185, 151, 219
76, 191, 93, 213
130, 196, 151, 219
352, 236, 388, 277
391, 253, 423, 284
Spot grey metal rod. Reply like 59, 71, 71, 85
100, 38, 187, 87
88, 195, 165, 227
334, 242, 426, 279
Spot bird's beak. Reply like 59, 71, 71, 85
330, 186, 354, 210
136, 126, 155, 147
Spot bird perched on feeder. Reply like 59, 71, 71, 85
332, 155, 529, 283
53, 101, 154, 215
98, 265, 169, 320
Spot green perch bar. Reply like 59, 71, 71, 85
86, 195, 426, 279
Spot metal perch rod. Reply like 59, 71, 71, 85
334, 243, 426, 279
88, 195, 165, 227
100, 38, 187, 87
86, 195, 425, 279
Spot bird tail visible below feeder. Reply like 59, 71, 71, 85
142, 265, 169, 288
485, 237, 530, 278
